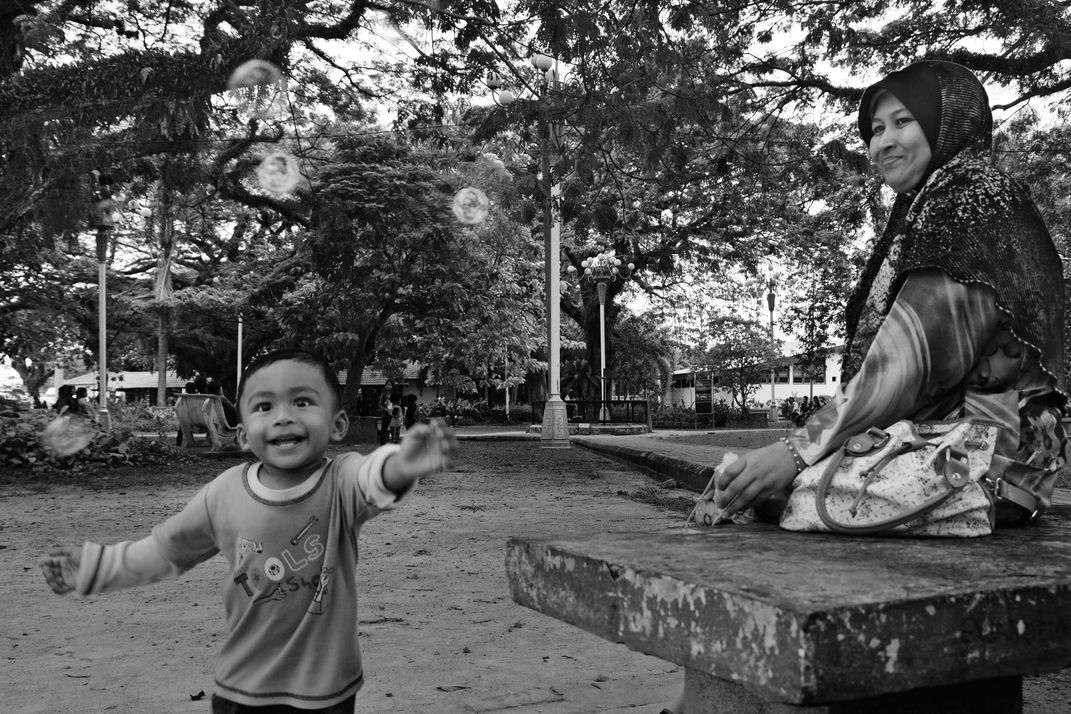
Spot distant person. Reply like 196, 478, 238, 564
389, 403, 403, 444
39, 349, 455, 713
403, 394, 418, 431
53, 385, 84, 417
204, 378, 239, 427
378, 382, 395, 446
73, 387, 91, 416
176, 380, 201, 447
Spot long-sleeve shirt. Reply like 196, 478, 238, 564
75, 445, 405, 709
786, 269, 1063, 511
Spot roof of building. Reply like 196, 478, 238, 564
339, 363, 422, 386
62, 371, 188, 389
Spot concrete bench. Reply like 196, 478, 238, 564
175, 394, 238, 451
506, 506, 1071, 712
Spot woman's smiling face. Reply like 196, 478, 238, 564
869, 91, 933, 194
237, 359, 347, 483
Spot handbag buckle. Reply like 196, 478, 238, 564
934, 445, 970, 488
987, 477, 1041, 522
845, 427, 890, 456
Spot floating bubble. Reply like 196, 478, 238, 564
227, 59, 282, 90
452, 187, 490, 224
256, 152, 302, 194
227, 60, 287, 121
40, 415, 96, 457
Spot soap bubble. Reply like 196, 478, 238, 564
227, 59, 282, 89
227, 59, 287, 120
256, 152, 302, 194
40, 415, 96, 457
452, 187, 490, 224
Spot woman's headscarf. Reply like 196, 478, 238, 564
843, 60, 1065, 395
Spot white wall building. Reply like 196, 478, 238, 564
667, 343, 844, 410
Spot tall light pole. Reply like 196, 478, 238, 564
568, 250, 634, 422
88, 178, 115, 430
766, 274, 777, 423
492, 53, 570, 448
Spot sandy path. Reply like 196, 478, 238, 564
1, 442, 691, 713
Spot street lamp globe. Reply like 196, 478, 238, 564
530, 53, 554, 71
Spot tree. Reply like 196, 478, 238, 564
245, 137, 538, 413
607, 309, 676, 400
997, 115, 1071, 383
703, 314, 776, 413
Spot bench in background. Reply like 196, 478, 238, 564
175, 394, 238, 451
506, 506, 1071, 712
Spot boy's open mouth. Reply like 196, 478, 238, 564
269, 435, 304, 447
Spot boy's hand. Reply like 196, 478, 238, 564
39, 546, 80, 595
384, 420, 457, 492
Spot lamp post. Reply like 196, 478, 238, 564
88, 179, 116, 430
766, 274, 777, 424
568, 250, 634, 421
493, 53, 570, 448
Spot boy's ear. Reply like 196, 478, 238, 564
330, 410, 349, 442
235, 425, 253, 452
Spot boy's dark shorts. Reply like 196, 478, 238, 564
211, 694, 356, 713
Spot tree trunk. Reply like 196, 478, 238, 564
342, 353, 369, 415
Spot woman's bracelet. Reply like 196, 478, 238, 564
779, 437, 807, 473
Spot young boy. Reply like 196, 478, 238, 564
388, 403, 403, 444
39, 349, 455, 713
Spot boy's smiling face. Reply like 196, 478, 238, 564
237, 359, 348, 483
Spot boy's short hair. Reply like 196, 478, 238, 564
236, 349, 343, 417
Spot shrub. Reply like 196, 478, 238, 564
0, 408, 185, 473
119, 399, 177, 436
483, 404, 534, 424
711, 399, 732, 426
652, 403, 698, 428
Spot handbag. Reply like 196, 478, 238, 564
779, 419, 1000, 537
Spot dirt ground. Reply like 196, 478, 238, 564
1, 439, 696, 714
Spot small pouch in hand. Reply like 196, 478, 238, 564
686, 453, 756, 527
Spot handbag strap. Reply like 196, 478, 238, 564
814, 439, 971, 535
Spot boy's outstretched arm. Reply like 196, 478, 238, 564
39, 537, 186, 597
382, 420, 456, 494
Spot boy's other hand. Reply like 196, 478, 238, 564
39, 546, 80, 595
390, 419, 457, 486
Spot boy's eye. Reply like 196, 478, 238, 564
254, 402, 272, 412
294, 397, 312, 407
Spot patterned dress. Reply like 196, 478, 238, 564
789, 61, 1067, 522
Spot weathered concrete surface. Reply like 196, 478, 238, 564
506, 507, 1071, 706
573, 438, 722, 492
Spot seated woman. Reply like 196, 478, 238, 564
663, 60, 1066, 714
203, 378, 239, 427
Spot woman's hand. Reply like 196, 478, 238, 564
714, 441, 798, 517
